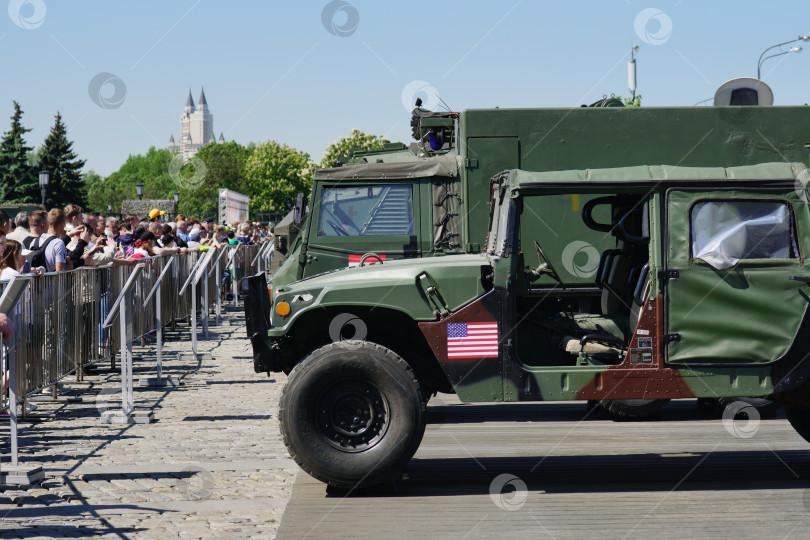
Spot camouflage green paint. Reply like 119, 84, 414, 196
254, 133, 810, 407
268, 254, 490, 336
272, 106, 810, 293
459, 106, 810, 250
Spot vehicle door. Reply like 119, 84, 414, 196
464, 137, 519, 249
665, 188, 810, 364
303, 181, 424, 278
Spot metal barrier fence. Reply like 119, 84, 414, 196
0, 244, 267, 415
229, 244, 262, 291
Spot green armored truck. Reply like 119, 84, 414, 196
272, 101, 810, 291
244, 160, 810, 488
266, 95, 810, 417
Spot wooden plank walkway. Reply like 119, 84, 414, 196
278, 396, 810, 539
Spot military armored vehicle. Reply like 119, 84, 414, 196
262, 80, 810, 417
273, 101, 810, 290
245, 159, 810, 488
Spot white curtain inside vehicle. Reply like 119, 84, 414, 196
691, 201, 793, 269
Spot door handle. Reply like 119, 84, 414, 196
789, 276, 810, 284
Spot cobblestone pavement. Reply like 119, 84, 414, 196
0, 307, 296, 539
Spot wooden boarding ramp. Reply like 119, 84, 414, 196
278, 396, 810, 539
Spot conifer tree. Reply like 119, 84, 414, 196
0, 101, 37, 202
38, 112, 86, 207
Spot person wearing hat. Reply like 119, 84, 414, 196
132, 230, 187, 258
203, 217, 216, 237
131, 231, 156, 259
148, 209, 165, 223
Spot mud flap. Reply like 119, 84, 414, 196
243, 272, 276, 373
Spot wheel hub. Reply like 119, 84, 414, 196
319, 381, 389, 452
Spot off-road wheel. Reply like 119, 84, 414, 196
716, 397, 781, 418
784, 404, 810, 444
279, 342, 426, 489
599, 399, 670, 419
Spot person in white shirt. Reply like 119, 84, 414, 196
104, 217, 118, 241
0, 238, 43, 280
6, 212, 29, 243
0, 233, 13, 401
43, 209, 68, 272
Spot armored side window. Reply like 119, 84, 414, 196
690, 200, 797, 270
317, 185, 414, 237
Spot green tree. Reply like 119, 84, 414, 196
244, 141, 312, 214
86, 147, 175, 213
83, 170, 111, 213
38, 112, 86, 207
0, 101, 38, 203
622, 94, 643, 107
177, 141, 254, 217
319, 129, 390, 168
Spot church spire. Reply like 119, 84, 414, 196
185, 89, 195, 112
198, 86, 208, 109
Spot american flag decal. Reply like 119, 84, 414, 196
446, 322, 499, 358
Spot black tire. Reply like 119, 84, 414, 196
279, 341, 426, 489
599, 399, 670, 419
717, 397, 782, 418
784, 404, 810, 443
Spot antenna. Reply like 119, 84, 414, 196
628, 46, 639, 100
437, 96, 453, 113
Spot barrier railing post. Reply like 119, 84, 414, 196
263, 242, 274, 276
100, 264, 154, 424
0, 275, 44, 486
252, 242, 269, 276
228, 242, 242, 310
201, 250, 212, 339
212, 245, 229, 326
191, 275, 198, 352
179, 254, 202, 356
138, 257, 179, 387
178, 251, 214, 362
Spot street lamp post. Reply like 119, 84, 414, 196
38, 170, 49, 207
757, 35, 809, 79
136, 182, 144, 201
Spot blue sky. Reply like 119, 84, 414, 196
2, 0, 810, 176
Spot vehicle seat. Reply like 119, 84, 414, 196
561, 202, 651, 355
563, 263, 650, 355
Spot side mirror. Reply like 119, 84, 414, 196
294, 192, 305, 224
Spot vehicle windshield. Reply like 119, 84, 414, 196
317, 184, 414, 237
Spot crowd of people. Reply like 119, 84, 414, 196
0, 206, 271, 277
0, 205, 272, 410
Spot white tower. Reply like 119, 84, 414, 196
169, 87, 222, 160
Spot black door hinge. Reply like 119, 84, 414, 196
658, 269, 679, 281
662, 333, 681, 344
